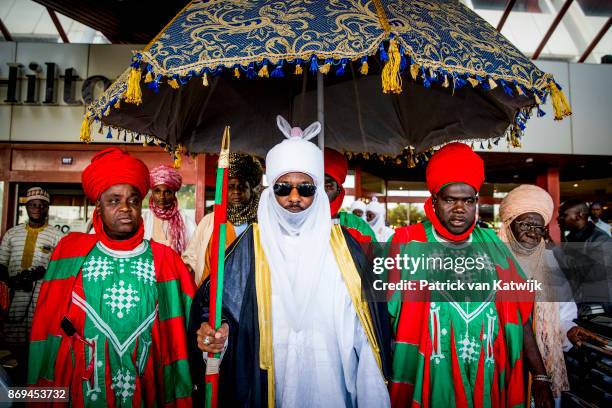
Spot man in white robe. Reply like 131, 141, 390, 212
189, 116, 391, 407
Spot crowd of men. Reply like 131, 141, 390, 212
0, 115, 610, 407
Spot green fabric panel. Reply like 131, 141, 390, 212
391, 342, 420, 384
504, 321, 524, 367
157, 279, 189, 321
205, 383, 213, 408
338, 211, 376, 241
214, 168, 224, 204
163, 358, 193, 403
28, 335, 61, 383
44, 256, 87, 281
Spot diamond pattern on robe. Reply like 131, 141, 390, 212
111, 368, 136, 402
131, 258, 155, 285
458, 331, 480, 362
82, 255, 113, 282
103, 280, 140, 319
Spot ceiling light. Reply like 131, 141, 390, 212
573, 183, 579, 188
525, 157, 533, 163
513, 174, 519, 179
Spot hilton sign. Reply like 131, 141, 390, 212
0, 62, 112, 105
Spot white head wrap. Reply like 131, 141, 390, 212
366, 197, 394, 242
257, 116, 332, 327
350, 200, 367, 220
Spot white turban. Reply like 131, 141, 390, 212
350, 200, 367, 220
257, 116, 332, 326
366, 197, 394, 242
264, 116, 324, 186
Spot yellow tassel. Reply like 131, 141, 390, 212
258, 65, 269, 78
442, 75, 449, 88
168, 78, 180, 89
534, 93, 542, 104
360, 61, 369, 75
114, 99, 121, 109
510, 129, 522, 148
487, 140, 492, 150
516, 85, 525, 96
318, 63, 331, 75
144, 71, 153, 83
173, 145, 184, 169
80, 116, 93, 143
410, 63, 419, 80
467, 77, 480, 88
382, 39, 402, 94
202, 73, 209, 87
548, 82, 572, 120
234, 68, 240, 79
124, 67, 142, 105
294, 64, 303, 75
488, 78, 498, 89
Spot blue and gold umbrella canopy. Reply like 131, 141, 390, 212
84, 0, 570, 164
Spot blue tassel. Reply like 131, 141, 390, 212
159, 142, 166, 149
106, 128, 112, 139
502, 81, 514, 97
479, 141, 485, 149
399, 47, 408, 71
454, 75, 467, 89
336, 60, 347, 76
246, 63, 256, 79
537, 106, 546, 117
422, 68, 431, 88
477, 75, 490, 91
271, 63, 285, 78
309, 56, 319, 73
130, 60, 140, 69
148, 75, 161, 93
379, 43, 388, 62
493, 138, 500, 146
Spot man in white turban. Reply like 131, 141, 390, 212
189, 116, 391, 407
350, 200, 367, 220
366, 197, 394, 243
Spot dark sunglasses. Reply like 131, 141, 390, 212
273, 182, 317, 197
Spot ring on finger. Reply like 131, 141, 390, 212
202, 336, 211, 346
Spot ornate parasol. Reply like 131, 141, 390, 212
83, 0, 571, 166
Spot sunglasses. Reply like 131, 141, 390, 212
515, 220, 547, 236
273, 182, 317, 197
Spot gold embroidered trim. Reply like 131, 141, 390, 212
373, 0, 391, 33
330, 224, 384, 375
253, 224, 275, 408
21, 224, 46, 270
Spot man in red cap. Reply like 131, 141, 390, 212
324, 147, 375, 242
387, 143, 537, 408
28, 148, 195, 407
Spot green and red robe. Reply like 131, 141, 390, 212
28, 232, 196, 407
388, 220, 533, 408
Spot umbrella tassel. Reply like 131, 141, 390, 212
488, 77, 498, 89
309, 56, 319, 73
410, 61, 419, 81
144, 71, 153, 83
294, 62, 303, 75
501, 81, 514, 96
442, 75, 449, 88
203, 73, 209, 87
80, 115, 93, 143
258, 64, 269, 78
168, 76, 180, 89
271, 64, 285, 78
234, 67, 240, 79
467, 77, 480, 88
319, 58, 332, 74
548, 81, 572, 120
360, 57, 369, 75
382, 38, 402, 94
124, 65, 143, 105
173, 145, 184, 169
106, 128, 113, 139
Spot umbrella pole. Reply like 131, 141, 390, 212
317, 71, 324, 150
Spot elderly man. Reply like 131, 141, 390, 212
189, 117, 391, 407
388, 143, 535, 408
324, 147, 376, 242
28, 148, 195, 407
366, 197, 394, 242
0, 187, 63, 384
143, 164, 196, 254
182, 153, 263, 286
499, 185, 606, 408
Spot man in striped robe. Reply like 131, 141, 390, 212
28, 148, 195, 407
0, 187, 63, 385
